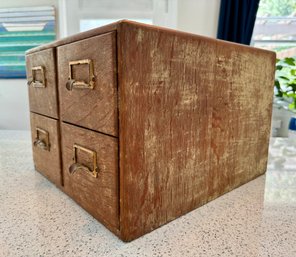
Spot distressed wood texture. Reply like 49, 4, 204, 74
26, 20, 276, 242
26, 48, 58, 118
118, 22, 276, 241
57, 32, 118, 136
61, 122, 119, 231
30, 112, 62, 186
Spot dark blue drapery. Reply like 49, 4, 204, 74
217, 0, 260, 45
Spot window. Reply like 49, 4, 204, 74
252, 0, 296, 58
60, 0, 153, 37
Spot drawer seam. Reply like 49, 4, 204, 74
61, 121, 119, 139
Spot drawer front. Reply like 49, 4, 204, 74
26, 49, 58, 118
58, 32, 118, 136
61, 123, 119, 229
30, 112, 62, 185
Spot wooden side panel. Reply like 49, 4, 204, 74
30, 112, 62, 186
61, 123, 119, 230
118, 23, 275, 241
57, 32, 118, 137
26, 48, 58, 118
206, 43, 274, 201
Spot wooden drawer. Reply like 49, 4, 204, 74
61, 122, 119, 230
26, 49, 58, 119
30, 113, 62, 185
57, 32, 118, 137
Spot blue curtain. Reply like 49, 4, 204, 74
217, 0, 260, 45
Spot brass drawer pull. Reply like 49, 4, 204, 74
33, 127, 50, 151
28, 66, 46, 88
66, 59, 96, 91
69, 144, 98, 178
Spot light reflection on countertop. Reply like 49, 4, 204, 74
0, 131, 295, 257
266, 138, 296, 205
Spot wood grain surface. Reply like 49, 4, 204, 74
117, 22, 276, 241
58, 32, 118, 136
26, 20, 276, 242
30, 112, 62, 185
26, 48, 58, 119
61, 122, 119, 230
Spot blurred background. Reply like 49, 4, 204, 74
0, 0, 295, 135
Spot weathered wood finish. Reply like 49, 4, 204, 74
61, 123, 119, 230
30, 112, 62, 185
117, 22, 275, 240
58, 32, 118, 136
26, 49, 58, 119
26, 20, 276, 242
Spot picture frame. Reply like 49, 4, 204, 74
0, 6, 56, 78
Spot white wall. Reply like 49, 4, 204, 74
0, 80, 30, 130
153, 0, 221, 38
60, 0, 153, 37
0, 81, 29, 130
177, 0, 221, 37
0, 0, 58, 130
153, 0, 178, 29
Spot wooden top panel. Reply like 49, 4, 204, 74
26, 20, 274, 56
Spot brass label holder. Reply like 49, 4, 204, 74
66, 59, 96, 91
34, 127, 50, 151
69, 143, 98, 178
28, 66, 46, 88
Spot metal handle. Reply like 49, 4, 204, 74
33, 127, 50, 151
28, 66, 46, 88
66, 59, 96, 91
69, 144, 98, 178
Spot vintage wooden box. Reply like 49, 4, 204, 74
26, 20, 275, 241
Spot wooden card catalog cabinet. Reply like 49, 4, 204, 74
26, 20, 275, 241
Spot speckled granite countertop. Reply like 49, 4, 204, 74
0, 131, 295, 257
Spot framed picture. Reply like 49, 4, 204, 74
0, 6, 56, 78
